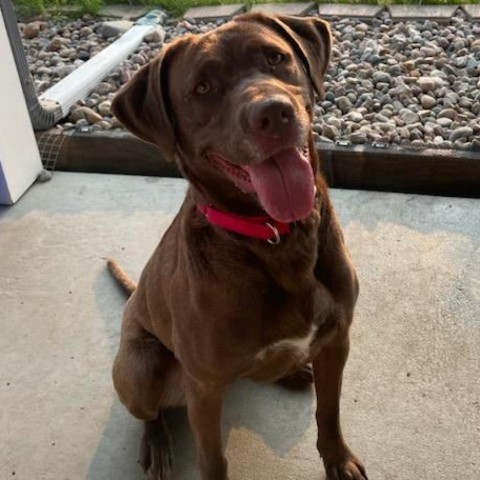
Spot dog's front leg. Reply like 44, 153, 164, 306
313, 333, 368, 480
185, 376, 228, 480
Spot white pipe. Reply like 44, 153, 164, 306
39, 10, 165, 118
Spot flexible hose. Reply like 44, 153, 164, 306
0, 0, 63, 130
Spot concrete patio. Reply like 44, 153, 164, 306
1, 172, 479, 480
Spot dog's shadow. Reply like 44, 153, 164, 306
88, 382, 314, 480
88, 269, 315, 480
170, 379, 314, 479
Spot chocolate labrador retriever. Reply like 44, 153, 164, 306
108, 12, 368, 480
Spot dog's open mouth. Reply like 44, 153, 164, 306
207, 147, 316, 223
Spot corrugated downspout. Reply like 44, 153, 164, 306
0, 0, 61, 129
0, 0, 165, 130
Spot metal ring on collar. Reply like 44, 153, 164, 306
265, 222, 281, 245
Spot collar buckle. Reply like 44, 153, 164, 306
265, 222, 281, 245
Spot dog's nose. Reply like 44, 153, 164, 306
247, 96, 295, 137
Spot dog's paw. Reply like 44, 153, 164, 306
138, 418, 172, 480
324, 453, 368, 480
276, 364, 313, 391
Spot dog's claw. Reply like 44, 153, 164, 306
324, 452, 367, 480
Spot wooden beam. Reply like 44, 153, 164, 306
36, 130, 480, 198
318, 144, 480, 197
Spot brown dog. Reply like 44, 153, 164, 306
109, 12, 367, 480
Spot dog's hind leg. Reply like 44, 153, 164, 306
113, 314, 184, 479
112, 318, 185, 418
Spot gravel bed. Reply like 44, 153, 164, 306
21, 11, 480, 151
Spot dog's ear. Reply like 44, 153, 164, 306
241, 14, 332, 97
111, 41, 182, 161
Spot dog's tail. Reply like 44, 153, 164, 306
106, 258, 137, 296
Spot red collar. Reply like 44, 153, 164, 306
198, 205, 292, 244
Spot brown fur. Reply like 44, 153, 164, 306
109, 13, 368, 480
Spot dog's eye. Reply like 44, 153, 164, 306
195, 80, 211, 95
267, 52, 286, 66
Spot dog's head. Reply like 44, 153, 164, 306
112, 13, 331, 223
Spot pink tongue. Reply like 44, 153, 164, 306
245, 148, 315, 223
